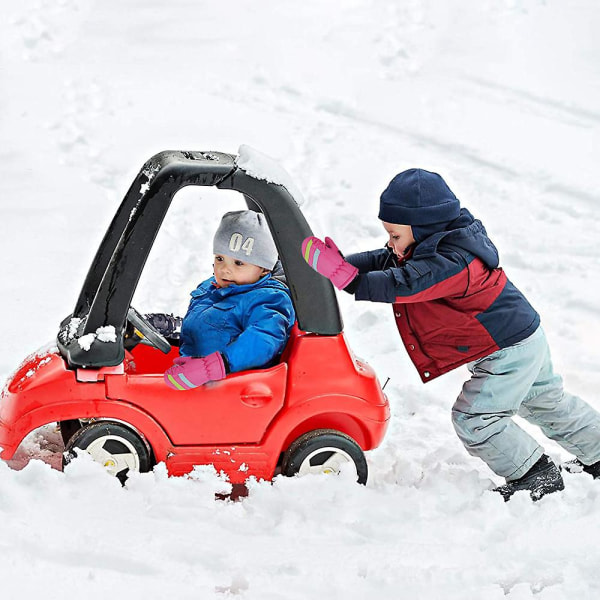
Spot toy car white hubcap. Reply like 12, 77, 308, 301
85, 435, 141, 476
297, 447, 357, 477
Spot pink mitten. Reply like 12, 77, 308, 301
164, 351, 226, 391
302, 236, 358, 290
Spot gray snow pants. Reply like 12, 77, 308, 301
452, 326, 600, 481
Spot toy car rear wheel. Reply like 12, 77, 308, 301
282, 429, 368, 485
63, 421, 152, 484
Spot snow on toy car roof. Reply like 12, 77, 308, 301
236, 145, 305, 205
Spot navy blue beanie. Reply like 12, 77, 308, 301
379, 169, 460, 226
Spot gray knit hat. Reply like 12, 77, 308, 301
213, 210, 278, 270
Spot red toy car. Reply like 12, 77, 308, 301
0, 150, 389, 484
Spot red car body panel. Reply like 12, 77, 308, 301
0, 327, 389, 483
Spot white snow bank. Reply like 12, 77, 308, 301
4, 429, 600, 599
237, 144, 305, 205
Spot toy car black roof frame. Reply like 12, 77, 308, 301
57, 150, 343, 368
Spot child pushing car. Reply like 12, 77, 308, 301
155, 210, 295, 391
302, 168, 600, 501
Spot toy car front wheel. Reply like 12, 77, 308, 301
63, 421, 153, 484
282, 429, 368, 485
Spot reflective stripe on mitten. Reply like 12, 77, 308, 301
164, 351, 226, 391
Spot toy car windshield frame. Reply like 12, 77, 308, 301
57, 150, 342, 368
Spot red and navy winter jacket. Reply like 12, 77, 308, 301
346, 209, 540, 382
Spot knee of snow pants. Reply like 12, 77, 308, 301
451, 327, 549, 480
451, 408, 544, 480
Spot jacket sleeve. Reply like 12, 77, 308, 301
353, 252, 470, 304
223, 291, 296, 372
345, 248, 392, 273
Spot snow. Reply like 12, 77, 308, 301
237, 144, 305, 205
66, 317, 81, 341
77, 333, 96, 351
2, 1, 600, 598
96, 325, 117, 344
76, 326, 117, 351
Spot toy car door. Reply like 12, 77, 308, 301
105, 360, 287, 445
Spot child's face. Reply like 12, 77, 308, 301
213, 254, 269, 287
382, 221, 416, 259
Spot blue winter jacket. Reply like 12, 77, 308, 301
179, 274, 295, 373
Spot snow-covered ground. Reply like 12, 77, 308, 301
2, 1, 600, 597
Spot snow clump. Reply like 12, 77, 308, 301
237, 144, 305, 205
77, 325, 117, 351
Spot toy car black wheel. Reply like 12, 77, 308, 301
127, 306, 172, 354
282, 429, 368, 485
63, 421, 153, 484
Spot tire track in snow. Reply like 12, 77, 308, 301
207, 75, 599, 236
311, 98, 600, 220
314, 100, 520, 177
207, 77, 520, 179
310, 100, 600, 217
458, 74, 600, 127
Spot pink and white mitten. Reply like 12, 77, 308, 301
164, 351, 226, 391
302, 236, 358, 290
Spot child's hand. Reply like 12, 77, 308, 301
164, 351, 226, 390
301, 236, 358, 290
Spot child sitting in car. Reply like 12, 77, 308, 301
155, 210, 295, 390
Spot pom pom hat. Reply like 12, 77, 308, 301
379, 168, 461, 226
213, 210, 278, 270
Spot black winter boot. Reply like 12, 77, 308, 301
562, 458, 600, 479
494, 455, 565, 502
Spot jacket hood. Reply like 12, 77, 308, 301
412, 208, 500, 268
